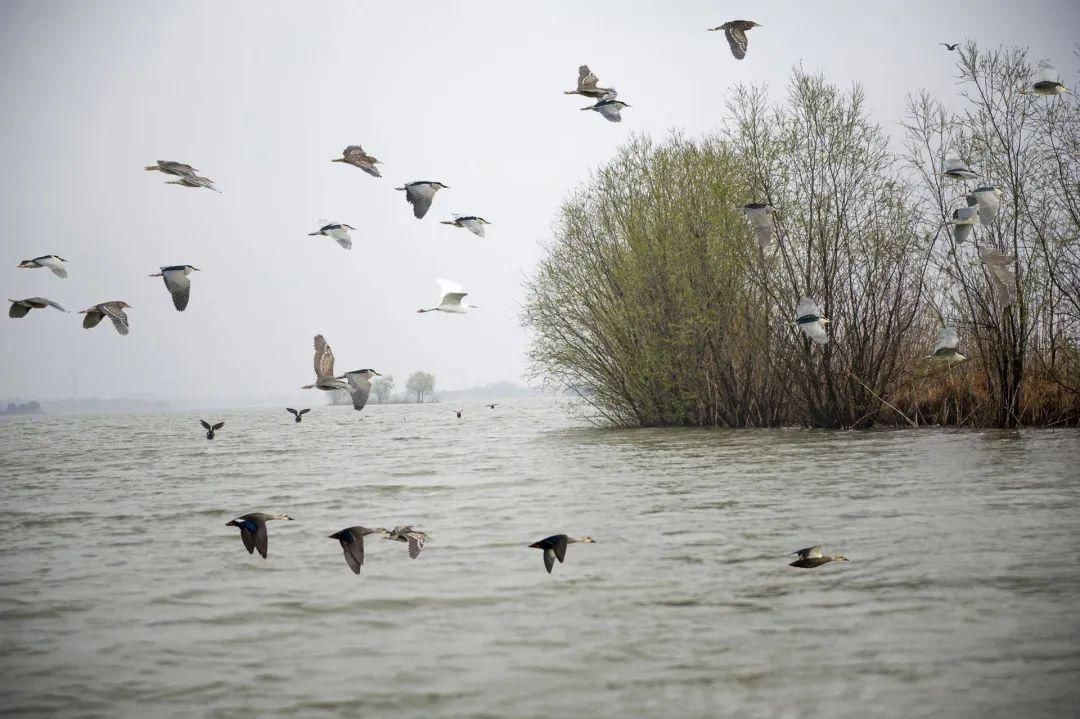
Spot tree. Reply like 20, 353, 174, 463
372, 374, 395, 403
405, 371, 436, 403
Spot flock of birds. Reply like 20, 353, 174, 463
9, 24, 1070, 578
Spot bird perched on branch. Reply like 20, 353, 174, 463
332, 145, 381, 177
8, 297, 67, 318
708, 20, 762, 60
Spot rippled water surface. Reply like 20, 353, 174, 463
2, 399, 1079, 718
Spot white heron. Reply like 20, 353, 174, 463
417, 278, 476, 314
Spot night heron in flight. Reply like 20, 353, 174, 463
582, 98, 630, 123
8, 297, 67, 318
308, 221, 355, 250
200, 419, 225, 440
741, 203, 775, 251
18, 255, 67, 278
302, 334, 352, 392
417, 278, 475, 314
335, 369, 382, 412
329, 526, 390, 574
164, 171, 220, 192
946, 206, 980, 244
977, 247, 1018, 308
925, 326, 966, 363
564, 65, 617, 100
440, 214, 491, 237
788, 546, 849, 569
942, 158, 978, 181
386, 526, 430, 559
1023, 60, 1067, 95
79, 301, 132, 335
149, 265, 199, 311
332, 145, 381, 177
145, 160, 198, 177
966, 186, 1003, 225
529, 534, 595, 574
795, 297, 829, 345
708, 20, 762, 60
286, 408, 310, 423
226, 512, 293, 559
395, 181, 449, 219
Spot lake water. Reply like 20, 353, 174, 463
2, 399, 1079, 718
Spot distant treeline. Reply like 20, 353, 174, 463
1, 401, 44, 416
524, 46, 1080, 428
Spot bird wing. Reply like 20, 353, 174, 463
553, 535, 569, 563
595, 102, 623, 123
578, 65, 599, 91
329, 227, 353, 250
346, 374, 373, 411
299, 408, 310, 415
239, 526, 257, 554
38, 256, 68, 278
744, 208, 774, 249
985, 263, 1018, 307
933, 327, 960, 355
338, 529, 365, 574
159, 161, 196, 176
792, 546, 823, 559
796, 296, 821, 319
342, 145, 364, 158
100, 304, 130, 335
799, 320, 829, 345
43, 299, 67, 312
724, 26, 749, 59
162, 269, 192, 311
286, 408, 298, 416
543, 548, 556, 573
407, 534, 424, 559
254, 522, 269, 558
82, 308, 104, 329
212, 421, 225, 431
967, 190, 1001, 225
441, 292, 468, 307
405, 184, 435, 219
8, 301, 30, 318
314, 335, 335, 379
953, 222, 974, 245
461, 218, 485, 237
943, 158, 971, 174
436, 278, 464, 298
359, 163, 381, 178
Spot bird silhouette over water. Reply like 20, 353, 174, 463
454, 409, 463, 418
487, 403, 497, 409
788, 546, 849, 569
227, 513, 293, 558
302, 335, 351, 393
8, 297, 67, 318
286, 408, 310, 423
200, 419, 224, 439
708, 20, 761, 60
530, 534, 595, 574
329, 526, 389, 574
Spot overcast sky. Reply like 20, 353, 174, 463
1, 0, 1076, 403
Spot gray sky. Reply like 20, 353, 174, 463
1, 0, 1076, 403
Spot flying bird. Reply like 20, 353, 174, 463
1023, 59, 1067, 95
978, 247, 1018, 308
79, 301, 132, 335
795, 297, 830, 345
226, 512, 293, 558
395, 181, 449, 219
8, 297, 67, 318
417, 278, 475, 314
708, 20, 762, 60
386, 526, 429, 559
564, 65, 617, 100
302, 335, 352, 392
940, 43, 960, 51
149, 265, 199, 311
335, 369, 381, 412
440, 214, 491, 237
529, 534, 595, 574
582, 98, 630, 123
144, 160, 198, 177
788, 546, 849, 569
329, 526, 389, 574
286, 408, 310, 423
487, 403, 497, 409
941, 158, 978, 181
18, 255, 67, 278
741, 203, 775, 251
925, 326, 966, 363
453, 409, 463, 418
165, 173, 221, 192
332, 145, 381, 177
308, 221, 355, 250
966, 186, 1003, 225
946, 206, 980, 244
200, 419, 225, 440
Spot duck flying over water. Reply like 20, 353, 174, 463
942, 158, 978, 181
395, 181, 449, 219
418, 278, 475, 314
332, 145, 381, 177
18, 255, 68, 278
788, 545, 849, 569
335, 369, 381, 412
227, 512, 294, 558
286, 408, 310, 423
582, 98, 630, 123
741, 203, 775, 251
8, 297, 68, 318
925, 326, 966, 363
440, 214, 491, 237
80, 301, 132, 335
530, 534, 595, 574
200, 419, 225, 440
144, 160, 198, 177
329, 526, 390, 574
795, 297, 829, 345
302, 334, 352, 392
564, 65, 617, 100
386, 526, 429, 559
149, 265, 199, 311
308, 221, 355, 250
708, 20, 761, 60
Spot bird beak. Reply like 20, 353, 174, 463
193, 267, 201, 271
